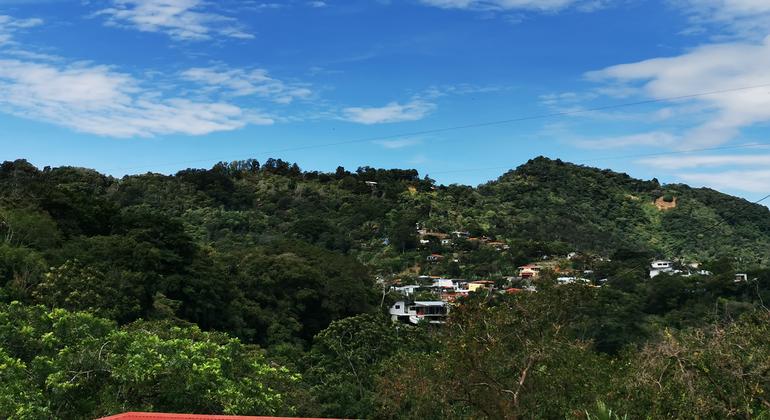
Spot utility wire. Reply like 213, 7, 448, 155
104, 82, 770, 174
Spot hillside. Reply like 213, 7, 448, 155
2, 157, 769, 282
2, 156, 770, 418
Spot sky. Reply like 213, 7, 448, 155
1, 0, 770, 201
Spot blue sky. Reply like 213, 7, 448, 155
2, 0, 770, 201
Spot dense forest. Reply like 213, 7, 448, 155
2, 156, 770, 419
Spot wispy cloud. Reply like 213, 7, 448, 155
675, 0, 770, 39
373, 137, 422, 149
342, 99, 436, 124
677, 169, 770, 193
587, 36, 770, 148
0, 15, 42, 45
95, 0, 253, 41
0, 59, 273, 137
575, 131, 679, 149
639, 153, 770, 170
181, 67, 312, 104
419, 0, 591, 12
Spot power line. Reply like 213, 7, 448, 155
104, 82, 770, 174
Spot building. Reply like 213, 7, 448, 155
556, 276, 590, 285
393, 285, 421, 297
432, 278, 455, 289
468, 280, 495, 292
486, 241, 510, 251
650, 260, 676, 278
518, 264, 542, 279
427, 254, 445, 263
389, 300, 449, 324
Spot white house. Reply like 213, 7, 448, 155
649, 260, 681, 278
389, 300, 449, 325
393, 285, 421, 297
432, 278, 455, 289
556, 277, 590, 285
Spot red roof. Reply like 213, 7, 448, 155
98, 413, 339, 420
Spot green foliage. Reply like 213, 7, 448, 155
302, 313, 433, 418
0, 303, 299, 419
375, 287, 615, 419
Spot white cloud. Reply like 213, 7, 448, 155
0, 15, 42, 45
675, 0, 770, 39
575, 131, 679, 149
587, 36, 770, 148
342, 100, 436, 124
373, 137, 422, 149
419, 0, 584, 12
95, 0, 253, 41
677, 169, 770, 193
181, 67, 312, 104
0, 59, 272, 137
639, 152, 770, 169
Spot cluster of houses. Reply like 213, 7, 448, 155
649, 259, 749, 282
417, 225, 510, 255
388, 276, 500, 325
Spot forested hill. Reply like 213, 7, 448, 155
2, 156, 769, 279
3, 156, 770, 418
478, 157, 770, 264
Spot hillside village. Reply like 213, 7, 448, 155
385, 222, 753, 325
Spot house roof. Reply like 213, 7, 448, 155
98, 414, 338, 420
413, 301, 447, 306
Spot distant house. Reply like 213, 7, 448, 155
427, 254, 445, 263
393, 285, 421, 297
556, 276, 590, 285
441, 238, 453, 246
518, 264, 542, 279
389, 300, 449, 325
468, 280, 495, 292
432, 278, 455, 289
649, 260, 681, 278
486, 241, 510, 251
735, 273, 749, 282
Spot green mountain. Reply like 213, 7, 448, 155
2, 156, 770, 419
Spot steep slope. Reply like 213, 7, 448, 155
475, 157, 770, 263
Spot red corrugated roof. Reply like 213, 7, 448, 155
98, 413, 339, 420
